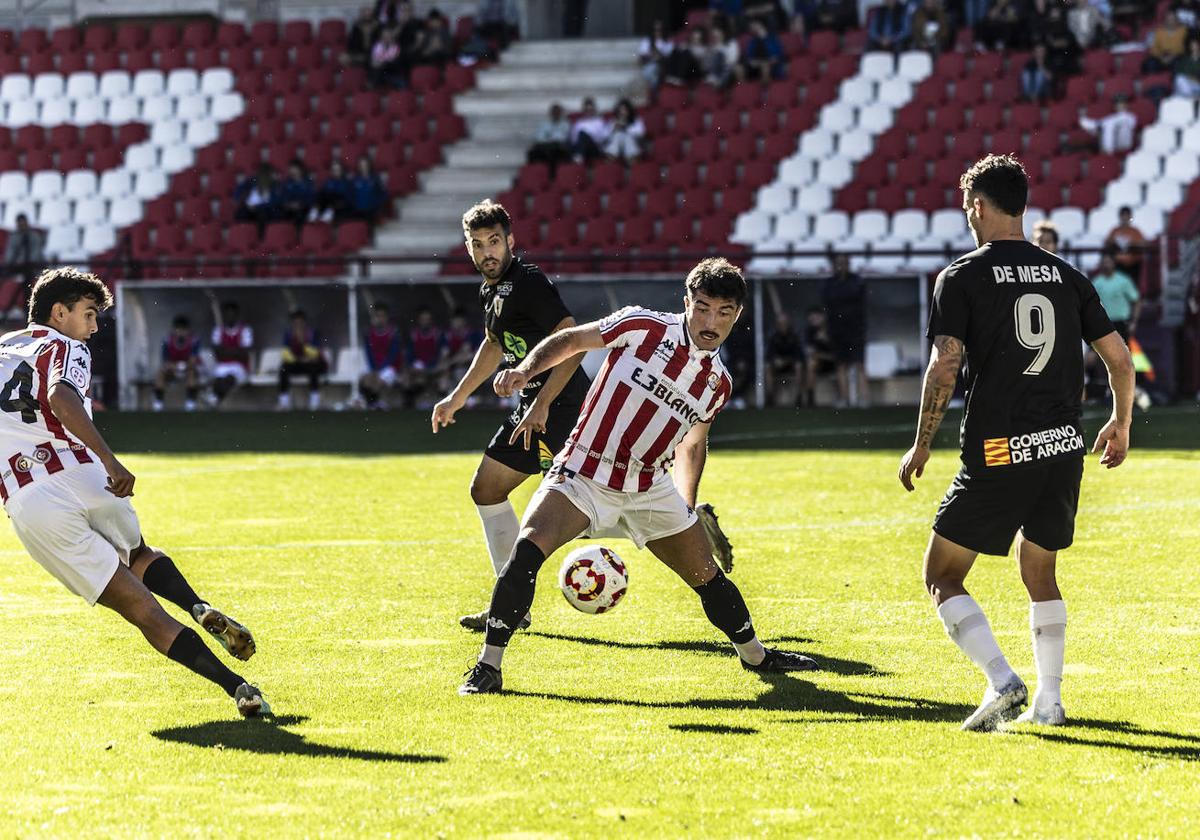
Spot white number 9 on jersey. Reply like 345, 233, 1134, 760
1014, 293, 1056, 375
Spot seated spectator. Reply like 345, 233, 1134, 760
961, 0, 989, 29
369, 28, 407, 88
868, 0, 911, 52
343, 6, 380, 66
704, 25, 740, 87
373, 0, 401, 26
407, 307, 445, 406
1067, 0, 1111, 49
1022, 44, 1056, 101
638, 20, 672, 89
739, 18, 784, 81
350, 156, 389, 226
1104, 205, 1147, 280
278, 160, 315, 225
1175, 37, 1200, 97
527, 103, 573, 173
809, 0, 857, 32
360, 302, 403, 409
3, 213, 45, 318
153, 315, 201, 412
822, 254, 869, 408
476, 0, 520, 49
414, 10, 453, 65
570, 97, 611, 163
977, 0, 1023, 50
604, 99, 646, 162
440, 308, 483, 394
1145, 10, 1187, 73
210, 301, 253, 405
663, 28, 707, 86
394, 0, 425, 53
1032, 219, 1060, 254
744, 0, 790, 31
278, 309, 328, 411
1038, 4, 1081, 75
909, 0, 951, 54
316, 160, 354, 222
802, 306, 838, 407
766, 312, 806, 407
1079, 95, 1137, 154
1091, 250, 1141, 339
233, 164, 279, 229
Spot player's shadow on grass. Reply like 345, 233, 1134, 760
1013, 717, 1200, 761
670, 723, 759, 735
152, 715, 446, 764
528, 631, 884, 678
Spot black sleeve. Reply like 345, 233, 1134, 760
525, 270, 573, 332
925, 268, 970, 341
1078, 275, 1117, 343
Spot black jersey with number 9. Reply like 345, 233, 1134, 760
927, 240, 1115, 470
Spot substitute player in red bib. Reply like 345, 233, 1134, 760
898, 156, 1134, 731
459, 258, 817, 695
1, 268, 269, 717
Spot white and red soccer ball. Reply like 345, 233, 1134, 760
558, 545, 628, 614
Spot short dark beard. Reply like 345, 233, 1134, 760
477, 248, 512, 283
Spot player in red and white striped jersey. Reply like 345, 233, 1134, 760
460, 258, 818, 695
0, 268, 269, 717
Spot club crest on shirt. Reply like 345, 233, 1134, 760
69, 366, 87, 388
493, 296, 504, 317
13, 456, 31, 472
707, 371, 721, 389
32, 448, 50, 464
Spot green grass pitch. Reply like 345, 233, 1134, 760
0, 407, 1197, 836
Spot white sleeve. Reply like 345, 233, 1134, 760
51, 340, 92, 395
597, 306, 667, 348
241, 327, 254, 348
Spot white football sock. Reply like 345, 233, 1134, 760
476, 501, 519, 577
937, 595, 1017, 689
1030, 599, 1067, 708
479, 644, 505, 670
733, 636, 766, 666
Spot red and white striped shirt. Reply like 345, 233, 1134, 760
557, 307, 732, 493
0, 326, 97, 504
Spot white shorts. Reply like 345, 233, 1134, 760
212, 362, 248, 384
6, 464, 143, 606
536, 468, 698, 549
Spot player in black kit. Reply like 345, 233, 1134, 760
897, 155, 1135, 731
432, 200, 590, 631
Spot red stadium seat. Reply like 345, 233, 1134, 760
617, 215, 656, 247
227, 224, 260, 253
542, 219, 577, 248
605, 191, 639, 219
26, 52, 56, 74
58, 148, 87, 170
1006, 102, 1040, 129
554, 163, 588, 192
317, 19, 347, 45
444, 63, 475, 92
911, 184, 948, 212
18, 28, 48, 52
300, 222, 334, 254
739, 159, 775, 188
582, 217, 617, 247
570, 189, 602, 219
871, 184, 905, 212
258, 45, 288, 71
708, 107, 742, 135
951, 76, 984, 102
179, 196, 212, 225
47, 125, 78, 150
410, 66, 442, 93
672, 109, 704, 136
261, 222, 298, 254
628, 160, 661, 189
158, 48, 189, 72
283, 20, 312, 46
250, 21, 280, 44
665, 162, 698, 190
781, 103, 819, 136
531, 192, 563, 222
952, 128, 985, 158
730, 84, 762, 112
92, 145, 124, 170
15, 125, 44, 149
590, 161, 624, 193
855, 156, 888, 186
694, 85, 726, 112
808, 31, 837, 57
656, 85, 690, 110
821, 54, 858, 82
336, 220, 371, 250
644, 186, 678, 217
181, 21, 213, 48
83, 25, 114, 51
989, 127, 1023, 154
1025, 130, 1060, 157
0, 53, 21, 74
761, 133, 795, 161
421, 90, 455, 117
912, 130, 946, 158
937, 52, 967, 77
836, 182, 870, 214
116, 123, 148, 145
0, 150, 19, 171
895, 106, 928, 135
680, 187, 713, 217
686, 133, 720, 162
972, 52, 1003, 78
932, 104, 965, 132
50, 27, 81, 52
433, 114, 466, 144
723, 132, 756, 160
746, 109, 779, 137
148, 22, 179, 49
190, 224, 224, 252
114, 23, 146, 50
765, 80, 800, 111
120, 48, 153, 72
1066, 76, 1098, 103
514, 164, 550, 193
143, 196, 176, 226
1066, 182, 1102, 209
1101, 76, 1134, 100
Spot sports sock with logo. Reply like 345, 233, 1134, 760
693, 570, 764, 663
937, 594, 1017, 689
141, 555, 204, 615
482, 539, 546, 660
1029, 599, 1067, 708
476, 501, 520, 577
166, 627, 245, 697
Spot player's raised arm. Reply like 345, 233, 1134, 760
494, 322, 605, 397
431, 332, 503, 433
899, 334, 964, 491
1089, 330, 1135, 469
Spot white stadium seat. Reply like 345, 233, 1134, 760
0, 73, 32, 103
99, 70, 132, 99
0, 172, 29, 197
1182, 122, 1200, 151
906, 252, 946, 273
2, 200, 34, 227
1124, 151, 1161, 181
778, 156, 815, 187
748, 250, 790, 275
166, 69, 200, 96
1134, 208, 1165, 237
175, 93, 209, 122
795, 184, 834, 214
865, 342, 901, 378
860, 52, 894, 80
1023, 207, 1047, 233
1143, 178, 1183, 210
839, 77, 876, 106
109, 195, 142, 227
820, 101, 856, 132
856, 103, 893, 134
1086, 206, 1120, 238
1049, 207, 1086, 241
774, 211, 812, 241
36, 199, 71, 227
65, 72, 98, 101
45, 224, 82, 258
64, 171, 98, 200
757, 183, 794, 213
1140, 124, 1178, 154
332, 348, 364, 384
39, 99, 71, 125
1159, 96, 1197, 127
140, 94, 174, 122
789, 254, 832, 274
892, 209, 928, 242
210, 92, 243, 122
851, 209, 889, 240
838, 129, 873, 161
82, 224, 117, 254
930, 208, 968, 241
812, 211, 850, 243
1104, 177, 1144, 207
1163, 151, 1200, 183
876, 78, 912, 107
134, 170, 168, 199
71, 98, 106, 125
106, 96, 140, 123
73, 196, 108, 226
161, 144, 195, 174
185, 118, 220, 147
815, 157, 854, 188
99, 170, 133, 199
151, 119, 184, 146
125, 143, 159, 172
731, 210, 773, 245
897, 51, 933, 82
32, 73, 64, 101
5, 99, 38, 127
799, 128, 835, 158
132, 70, 165, 98
201, 67, 235, 96
30, 171, 63, 201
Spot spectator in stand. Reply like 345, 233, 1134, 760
745, 0, 791, 31
278, 309, 328, 411
343, 6, 380, 66
1067, 0, 1111, 49
233, 164, 279, 230
1038, 3, 1082, 75
369, 27, 407, 88
152, 315, 201, 412
1079, 94, 1137, 154
803, 306, 837, 408
1175, 37, 1200, 97
476, 0, 520, 49
1145, 10, 1188, 73
440, 308, 483, 393
1091, 250, 1141, 339
704, 25, 740, 87
976, 0, 1023, 50
822, 253, 869, 408
527, 103, 573, 174
603, 99, 646, 162
373, 0, 401, 26
663, 27, 707, 85
1032, 219, 1060, 254
278, 160, 316, 225
407, 306, 445, 406
350, 156, 389, 226
316, 160, 354, 222
394, 0, 424, 52
1104, 205, 1148, 280
809, 0, 858, 32
210, 301, 253, 405
868, 0, 912, 52
570, 97, 611, 163
360, 302, 402, 409
638, 20, 672, 89
3, 213, 45, 317
961, 0, 990, 29
909, 0, 951, 54
740, 18, 784, 81
414, 10, 453, 66
1022, 43, 1056, 101
766, 311, 806, 408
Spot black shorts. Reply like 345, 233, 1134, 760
830, 329, 865, 364
485, 398, 581, 475
933, 457, 1084, 556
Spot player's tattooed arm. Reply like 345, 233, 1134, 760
914, 335, 963, 449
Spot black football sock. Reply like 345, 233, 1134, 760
483, 538, 546, 648
693, 569, 756, 644
141, 555, 204, 615
166, 627, 245, 697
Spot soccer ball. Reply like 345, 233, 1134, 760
558, 545, 628, 614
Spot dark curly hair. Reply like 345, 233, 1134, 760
28, 267, 113, 326
685, 258, 746, 306
461, 199, 512, 237
959, 154, 1028, 216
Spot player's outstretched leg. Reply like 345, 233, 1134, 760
925, 533, 1025, 731
647, 523, 818, 673
1015, 534, 1067, 726
459, 456, 531, 633
98, 565, 269, 717
131, 546, 256, 661
459, 487, 589, 695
